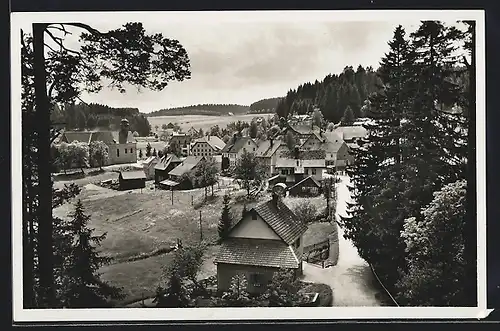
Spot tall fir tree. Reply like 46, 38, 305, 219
341, 106, 355, 126
218, 193, 233, 241
60, 200, 123, 307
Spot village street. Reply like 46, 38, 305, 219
302, 175, 386, 307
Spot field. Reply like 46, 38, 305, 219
53, 175, 273, 305
147, 113, 275, 133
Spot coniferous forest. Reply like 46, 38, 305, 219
51, 102, 152, 136
340, 22, 475, 306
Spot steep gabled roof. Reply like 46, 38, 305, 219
193, 136, 225, 151
62, 132, 93, 144
221, 136, 256, 153
90, 131, 116, 144
154, 154, 181, 171
214, 238, 300, 269
168, 156, 204, 177
288, 176, 321, 190
251, 199, 308, 245
255, 139, 283, 158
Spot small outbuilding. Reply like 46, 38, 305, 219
118, 170, 146, 190
288, 176, 322, 197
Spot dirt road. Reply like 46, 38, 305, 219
302, 175, 386, 307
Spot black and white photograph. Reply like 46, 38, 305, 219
11, 10, 487, 322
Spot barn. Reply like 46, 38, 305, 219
288, 176, 322, 197
118, 171, 146, 191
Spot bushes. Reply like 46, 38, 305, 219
300, 283, 333, 306
293, 201, 318, 225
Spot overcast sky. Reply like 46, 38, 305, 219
61, 19, 425, 113
17, 11, 474, 113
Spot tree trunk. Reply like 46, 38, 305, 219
464, 21, 477, 306
33, 23, 55, 307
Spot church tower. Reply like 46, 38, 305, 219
118, 118, 130, 144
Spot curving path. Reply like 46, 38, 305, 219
302, 175, 385, 307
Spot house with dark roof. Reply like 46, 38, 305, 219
255, 138, 285, 176
214, 185, 308, 294
167, 156, 206, 189
301, 131, 353, 169
275, 149, 326, 185
154, 154, 182, 184
191, 136, 225, 157
288, 176, 322, 197
221, 136, 259, 168
118, 170, 146, 190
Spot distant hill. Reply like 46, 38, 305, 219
249, 97, 280, 113
147, 104, 250, 117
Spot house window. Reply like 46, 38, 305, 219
249, 273, 264, 287
130, 148, 133, 153
253, 148, 256, 151
125, 148, 127, 154
117, 149, 120, 157
296, 160, 299, 166
305, 169, 308, 175
248, 141, 250, 145
312, 169, 317, 175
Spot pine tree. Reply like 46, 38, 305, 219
155, 272, 190, 308
60, 200, 123, 307
341, 106, 355, 126
152, 148, 157, 157
145, 142, 152, 157
138, 148, 143, 159
341, 25, 420, 287
218, 193, 233, 241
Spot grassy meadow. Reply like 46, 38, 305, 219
147, 113, 275, 133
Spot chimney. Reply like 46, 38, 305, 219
271, 183, 286, 207
270, 138, 274, 147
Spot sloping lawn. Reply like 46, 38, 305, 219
100, 245, 220, 306
303, 222, 337, 247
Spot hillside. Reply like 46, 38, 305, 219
147, 104, 250, 117
51, 102, 152, 136
249, 97, 280, 113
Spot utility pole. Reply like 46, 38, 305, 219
171, 187, 173, 205
199, 210, 203, 241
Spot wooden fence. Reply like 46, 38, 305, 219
303, 239, 330, 265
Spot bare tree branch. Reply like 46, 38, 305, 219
46, 24, 72, 37
60, 23, 115, 37
44, 29, 81, 56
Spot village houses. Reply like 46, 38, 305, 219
221, 136, 259, 168
214, 184, 308, 294
191, 135, 225, 157
169, 133, 193, 157
154, 153, 182, 184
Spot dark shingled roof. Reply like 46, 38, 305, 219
221, 136, 256, 153
289, 176, 321, 190
253, 199, 308, 245
154, 154, 181, 171
214, 238, 300, 269
62, 132, 93, 144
